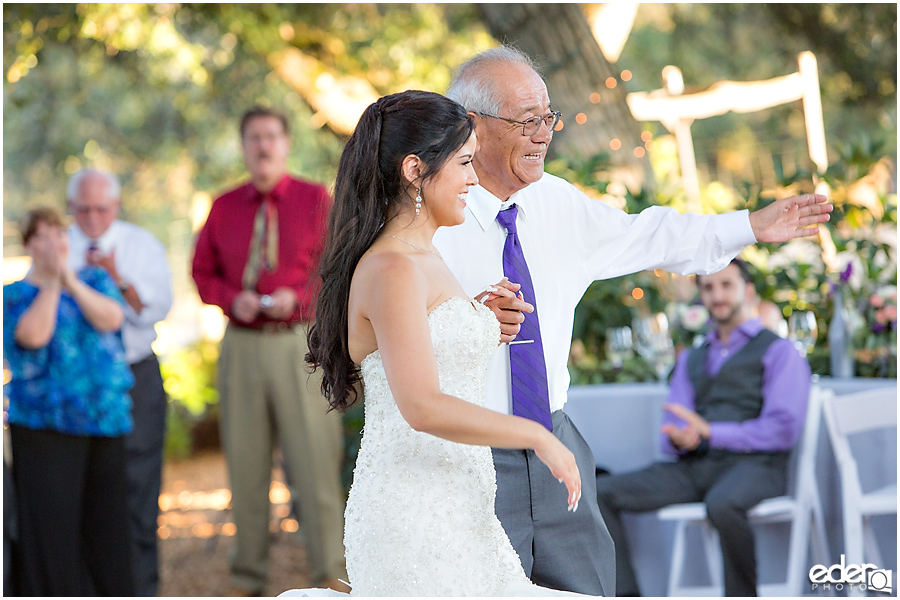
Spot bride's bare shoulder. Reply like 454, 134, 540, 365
352, 246, 427, 300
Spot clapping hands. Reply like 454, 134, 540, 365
661, 403, 711, 452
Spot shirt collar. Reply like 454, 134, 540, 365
69, 221, 119, 252
706, 317, 764, 345
248, 174, 290, 203
467, 183, 533, 232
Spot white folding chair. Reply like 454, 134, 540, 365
658, 386, 832, 596
822, 387, 898, 597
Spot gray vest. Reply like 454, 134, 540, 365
687, 328, 779, 424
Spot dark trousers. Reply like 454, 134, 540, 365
492, 411, 616, 596
125, 354, 168, 597
10, 425, 134, 596
4, 460, 18, 595
595, 452, 788, 597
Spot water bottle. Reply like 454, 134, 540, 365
828, 288, 855, 378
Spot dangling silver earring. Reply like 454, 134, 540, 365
415, 188, 422, 218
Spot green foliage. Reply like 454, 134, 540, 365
2, 4, 491, 244
160, 339, 220, 416
159, 339, 220, 460
164, 402, 196, 461
341, 402, 364, 493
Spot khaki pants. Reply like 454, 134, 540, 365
218, 324, 347, 593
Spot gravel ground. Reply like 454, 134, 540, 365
158, 451, 316, 597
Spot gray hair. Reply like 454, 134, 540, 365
446, 45, 541, 115
66, 168, 121, 203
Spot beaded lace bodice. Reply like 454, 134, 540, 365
343, 296, 530, 597
359, 296, 499, 426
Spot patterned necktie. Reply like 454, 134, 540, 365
242, 193, 279, 290
496, 205, 553, 431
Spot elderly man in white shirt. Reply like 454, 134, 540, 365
66, 168, 173, 597
434, 46, 832, 596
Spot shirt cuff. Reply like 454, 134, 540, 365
715, 209, 757, 250
709, 422, 752, 453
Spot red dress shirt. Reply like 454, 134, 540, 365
192, 174, 330, 325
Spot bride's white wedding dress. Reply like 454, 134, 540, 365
341, 297, 588, 597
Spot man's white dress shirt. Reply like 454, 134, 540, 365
68, 220, 173, 365
433, 173, 757, 416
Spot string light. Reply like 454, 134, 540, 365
634, 147, 645, 158
641, 131, 653, 142
632, 287, 644, 300
605, 77, 617, 89
575, 113, 587, 125
610, 138, 622, 150
621, 70, 633, 81
589, 92, 602, 104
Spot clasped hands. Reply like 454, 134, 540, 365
232, 288, 298, 323
661, 403, 711, 452
474, 277, 534, 344
86, 246, 120, 283
28, 232, 77, 290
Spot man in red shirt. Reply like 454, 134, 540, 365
192, 107, 348, 595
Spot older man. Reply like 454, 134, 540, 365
192, 107, 347, 595
66, 168, 173, 597
433, 46, 831, 595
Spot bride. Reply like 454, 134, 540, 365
305, 90, 588, 597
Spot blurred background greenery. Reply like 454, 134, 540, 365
3, 4, 896, 463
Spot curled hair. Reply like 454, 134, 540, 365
20, 205, 65, 245
446, 45, 540, 114
306, 90, 474, 412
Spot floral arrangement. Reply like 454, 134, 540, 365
667, 302, 710, 352
557, 134, 897, 383
854, 283, 897, 377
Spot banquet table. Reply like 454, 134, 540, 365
566, 377, 897, 597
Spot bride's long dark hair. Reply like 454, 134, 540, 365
307, 90, 475, 412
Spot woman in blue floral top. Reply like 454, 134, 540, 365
3, 206, 135, 596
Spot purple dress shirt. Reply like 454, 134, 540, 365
661, 318, 812, 455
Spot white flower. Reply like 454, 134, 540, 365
874, 223, 897, 248
681, 305, 710, 331
766, 239, 825, 271
876, 285, 897, 301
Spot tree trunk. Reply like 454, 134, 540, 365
479, 3, 653, 192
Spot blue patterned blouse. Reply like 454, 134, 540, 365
3, 266, 134, 436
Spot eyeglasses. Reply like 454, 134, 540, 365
478, 111, 562, 137
244, 132, 286, 145
72, 204, 114, 215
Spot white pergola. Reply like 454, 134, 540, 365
626, 51, 829, 209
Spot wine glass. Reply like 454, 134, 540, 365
788, 311, 818, 356
632, 313, 676, 381
606, 327, 633, 368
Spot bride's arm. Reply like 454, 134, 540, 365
363, 254, 581, 509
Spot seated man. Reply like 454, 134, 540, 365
595, 258, 811, 597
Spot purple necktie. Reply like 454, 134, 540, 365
496, 205, 553, 431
